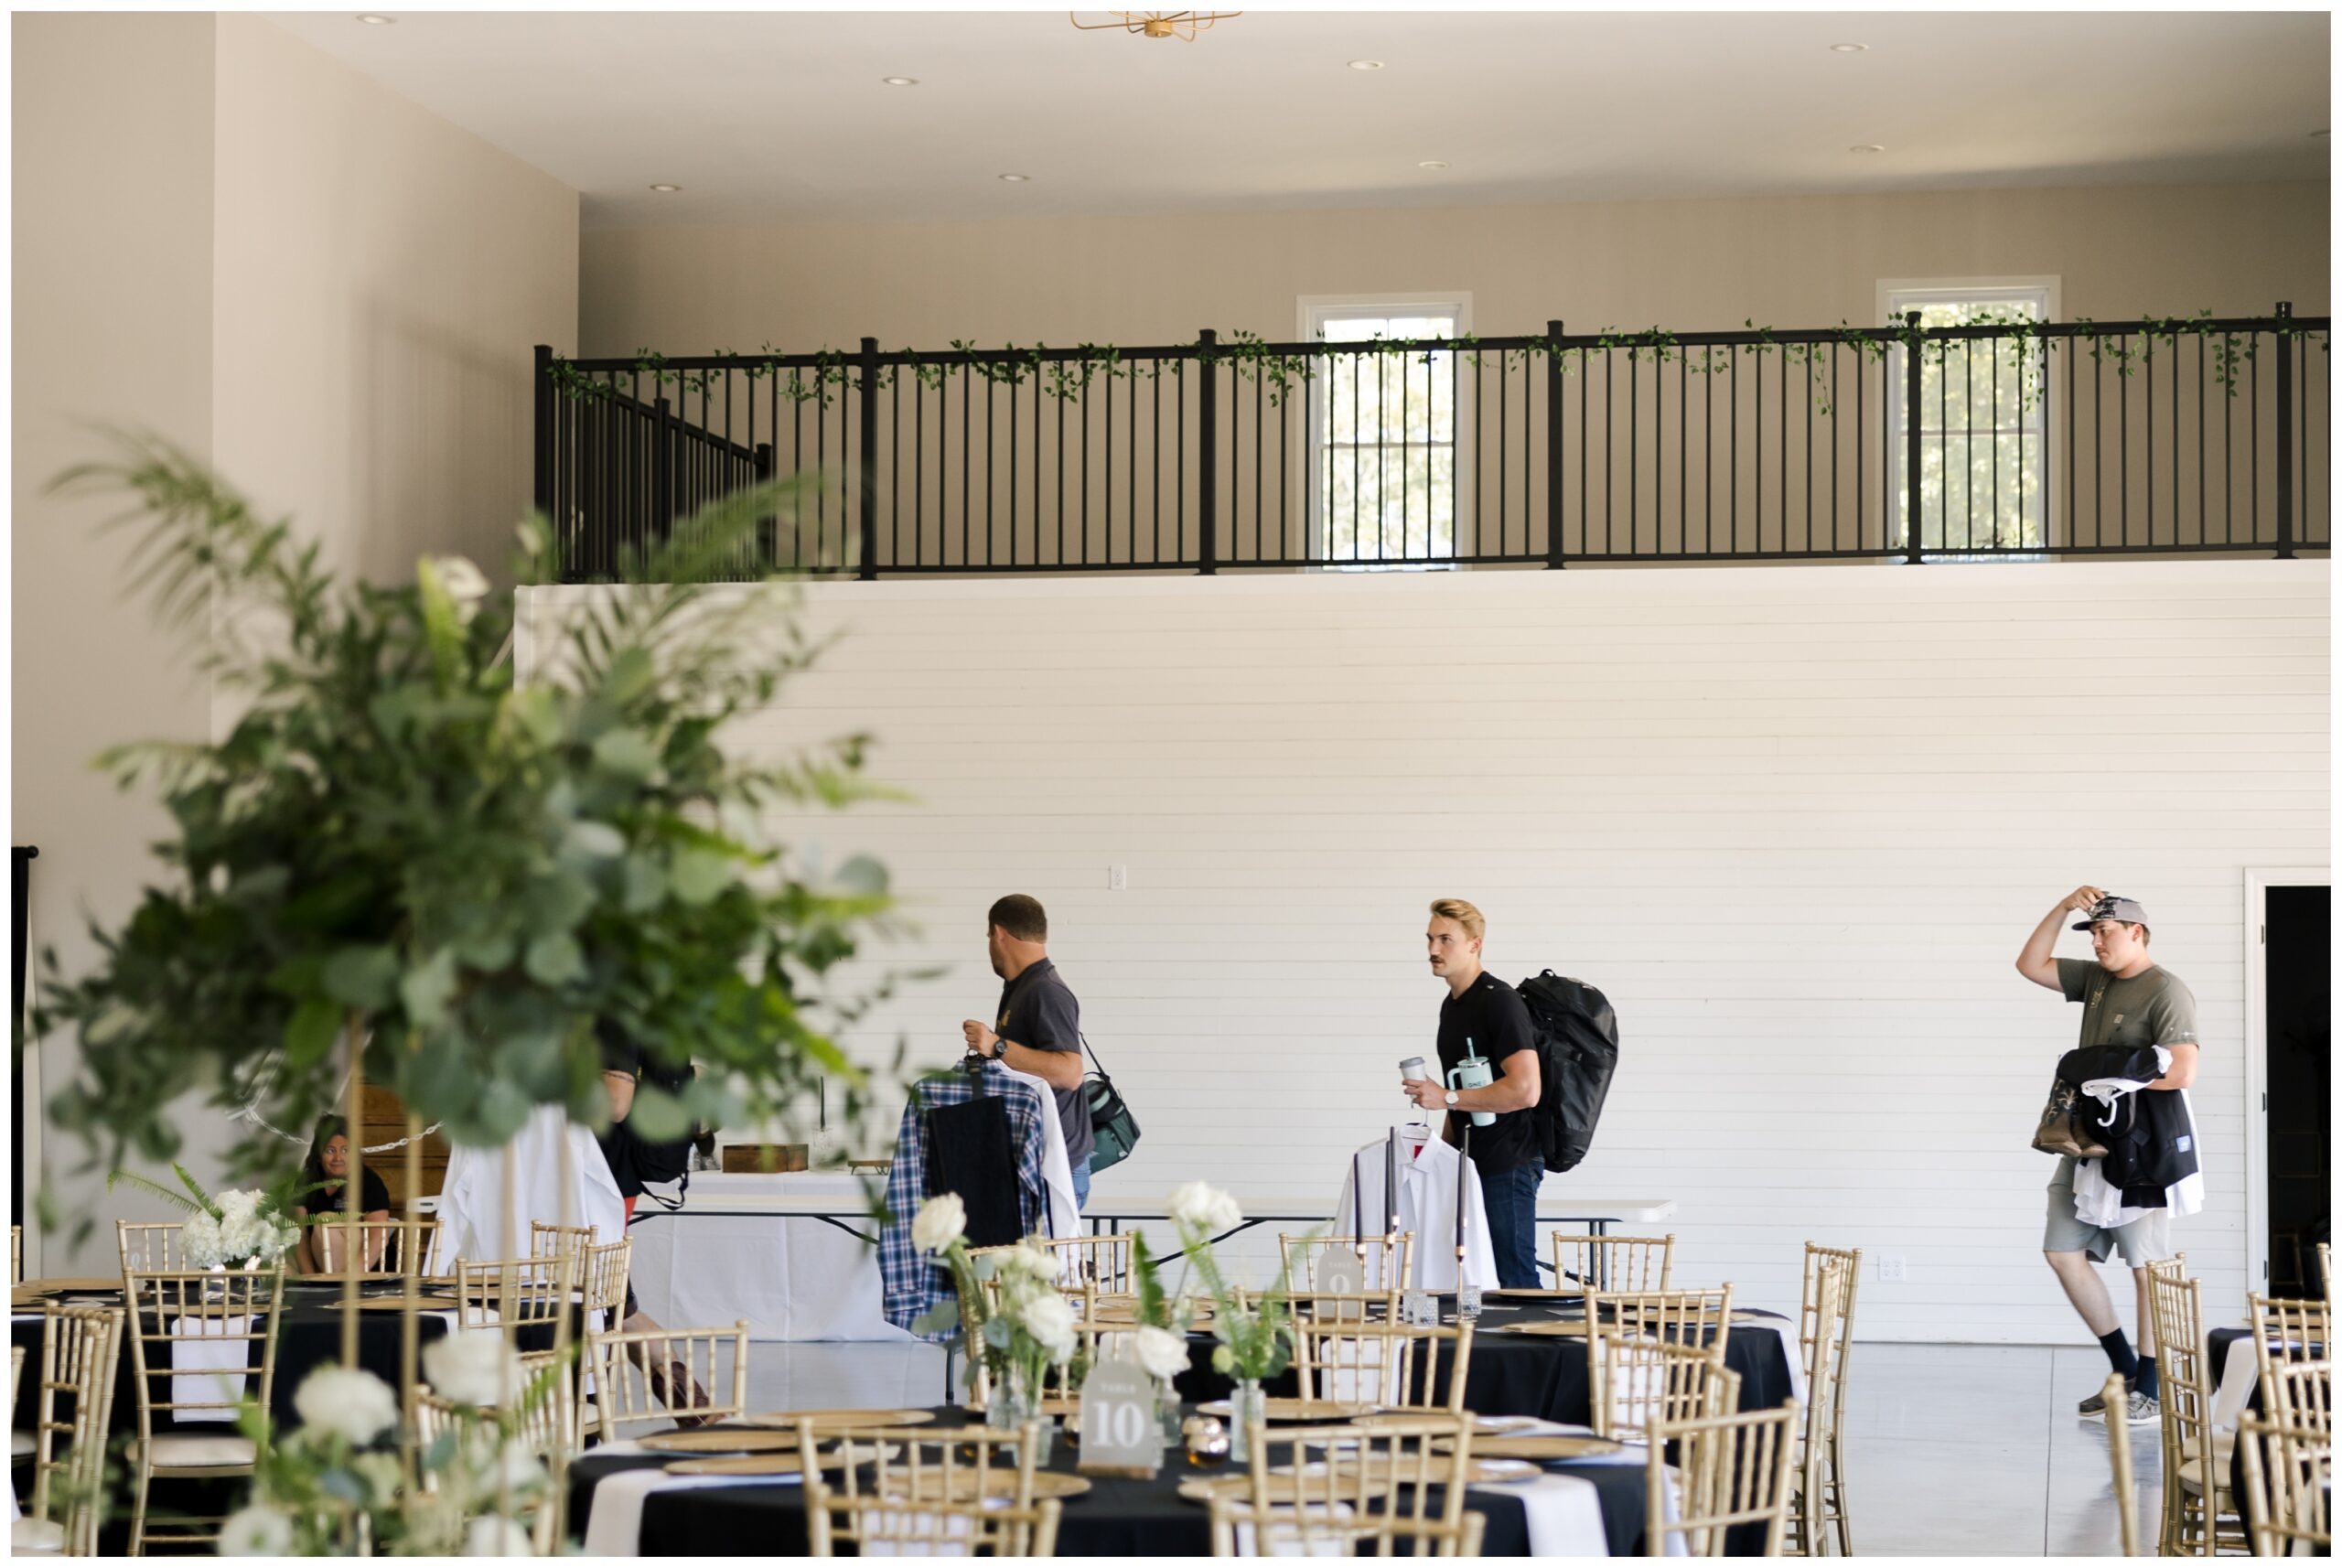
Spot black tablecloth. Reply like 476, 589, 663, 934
2208, 1324, 2326, 1535
1179, 1298, 1799, 1427
567, 1407, 1652, 1557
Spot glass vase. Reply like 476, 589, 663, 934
984, 1363, 1054, 1465
1157, 1375, 1184, 1445
1228, 1379, 1264, 1465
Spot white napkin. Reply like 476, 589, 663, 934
1477, 1472, 1609, 1556
1235, 1501, 1356, 1557
2208, 1336, 2311, 1432
581, 1466, 803, 1555
167, 1315, 250, 1422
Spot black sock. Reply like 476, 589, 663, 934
2133, 1357, 2159, 1400
2099, 1328, 2139, 1380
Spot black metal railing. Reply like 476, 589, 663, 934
533, 306, 2327, 580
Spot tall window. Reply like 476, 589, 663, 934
1301, 296, 1466, 566
1884, 281, 2057, 558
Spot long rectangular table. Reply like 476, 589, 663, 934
626, 1181, 1677, 1340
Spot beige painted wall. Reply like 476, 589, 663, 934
16, 15, 580, 1273
582, 180, 2328, 354
13, 13, 220, 1278
212, 14, 578, 586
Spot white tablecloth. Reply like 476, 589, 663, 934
628, 1172, 911, 1343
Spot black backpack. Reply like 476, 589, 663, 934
1516, 972, 1621, 1174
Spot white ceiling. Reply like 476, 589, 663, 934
269, 9, 2331, 230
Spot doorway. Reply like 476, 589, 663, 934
2248, 873, 2331, 1296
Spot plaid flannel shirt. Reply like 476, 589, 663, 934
879, 1062, 1051, 1338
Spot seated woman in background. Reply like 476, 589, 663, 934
294, 1115, 393, 1274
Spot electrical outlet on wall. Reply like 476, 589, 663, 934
1108, 865, 1128, 891
1875, 1252, 1907, 1283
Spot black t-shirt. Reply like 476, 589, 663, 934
315, 1167, 392, 1215
995, 957, 1090, 1165
1435, 972, 1542, 1174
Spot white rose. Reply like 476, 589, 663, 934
424, 1330, 523, 1409
294, 1365, 399, 1446
1018, 1292, 1078, 1363
1167, 1182, 1241, 1236
1131, 1326, 1190, 1382
490, 1438, 545, 1494
996, 1239, 1058, 1285
910, 1194, 965, 1253
433, 556, 492, 621
216, 1188, 263, 1218
464, 1516, 535, 1556
220, 1504, 295, 1556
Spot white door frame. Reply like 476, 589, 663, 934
2242, 866, 2330, 1292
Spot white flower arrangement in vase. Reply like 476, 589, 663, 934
111, 1164, 300, 1269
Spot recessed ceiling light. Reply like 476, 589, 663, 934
1850, 145, 1885, 155
1419, 160, 1449, 170
354, 13, 395, 22
998, 173, 1030, 182
1348, 59, 1385, 71
649, 183, 682, 193
882, 76, 919, 87
1829, 42, 1867, 52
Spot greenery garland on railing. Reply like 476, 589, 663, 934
545, 309, 2326, 421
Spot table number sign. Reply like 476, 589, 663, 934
1077, 1354, 1164, 1477
1316, 1246, 1367, 1316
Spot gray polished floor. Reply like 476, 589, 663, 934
730, 1339, 2159, 1556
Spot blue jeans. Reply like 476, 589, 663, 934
1070, 1155, 1091, 1212
1478, 1161, 1544, 1290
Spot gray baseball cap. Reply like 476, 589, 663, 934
2073, 895, 2150, 930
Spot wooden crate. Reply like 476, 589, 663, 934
721, 1144, 809, 1174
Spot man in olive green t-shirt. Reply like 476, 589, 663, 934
2016, 886, 2201, 1426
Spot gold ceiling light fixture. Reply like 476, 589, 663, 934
1069, 11, 1241, 42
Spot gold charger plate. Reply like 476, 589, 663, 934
741, 1409, 939, 1433
1195, 1398, 1375, 1423
638, 1426, 800, 1455
353, 1295, 460, 1309
1437, 1434, 1624, 1461
18, 1278, 123, 1294
1490, 1286, 1586, 1299
1353, 1412, 1526, 1438
922, 1471, 1093, 1501
1496, 1319, 1590, 1337
666, 1455, 806, 1477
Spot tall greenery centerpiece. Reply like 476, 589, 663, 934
37, 441, 895, 1185
29, 437, 900, 1549
1166, 1182, 1295, 1463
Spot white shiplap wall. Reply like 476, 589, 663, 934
525, 560, 2326, 1343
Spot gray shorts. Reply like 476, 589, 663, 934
2043, 1156, 2173, 1267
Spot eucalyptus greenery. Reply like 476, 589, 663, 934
34, 436, 903, 1212
545, 307, 2325, 421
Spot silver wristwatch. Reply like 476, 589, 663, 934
1444, 1090, 1459, 1107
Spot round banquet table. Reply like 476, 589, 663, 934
2208, 1324, 2326, 1538
1176, 1295, 1801, 1426
567, 1406, 1650, 1557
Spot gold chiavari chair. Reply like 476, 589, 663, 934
806, 1487, 1062, 1557
1040, 1233, 1135, 1293
2249, 1294, 2331, 1406
16, 1305, 123, 1556
1589, 1285, 1735, 1365
2319, 1242, 2332, 1303
1590, 1330, 1741, 1447
457, 1253, 578, 1333
315, 1214, 442, 1278
1281, 1233, 1416, 1294
1797, 1242, 1862, 1555
1289, 1318, 1472, 1413
124, 1267, 284, 1554
529, 1220, 595, 1262
115, 1220, 186, 1276
582, 1236, 633, 1326
1284, 1287, 1404, 1329
2145, 1265, 2244, 1556
798, 1419, 1041, 1510
2100, 1370, 2142, 1558
2235, 1412, 2330, 1557
1553, 1231, 1676, 1293
2262, 1360, 2332, 1433
585, 1321, 748, 1440
1211, 1413, 1476, 1554
417, 1345, 578, 1457
1649, 1400, 1801, 1558
11, 1223, 21, 1284
1785, 1255, 1849, 1556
